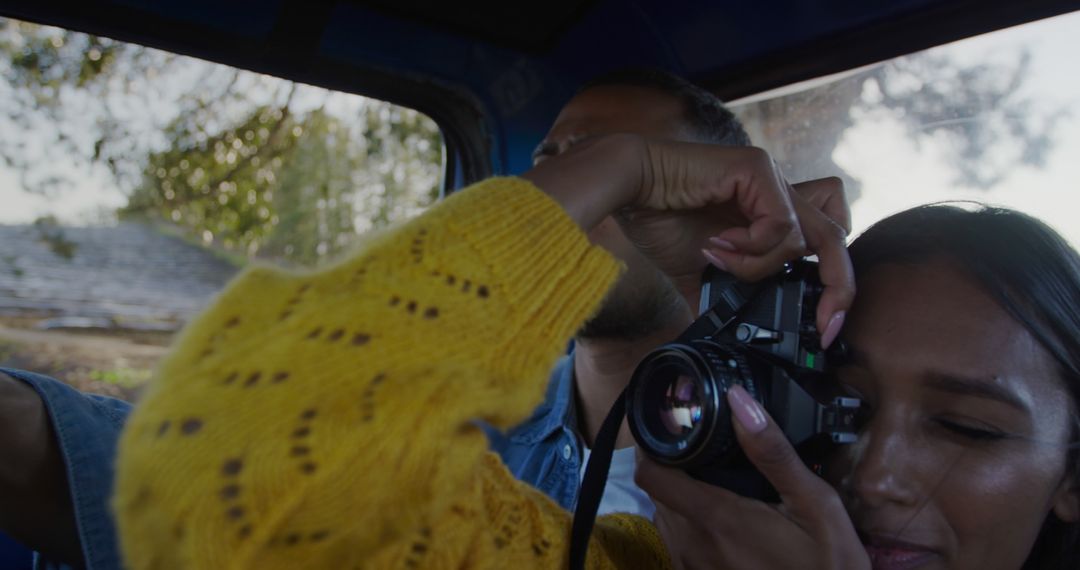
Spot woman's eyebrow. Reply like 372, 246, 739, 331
923, 371, 1030, 413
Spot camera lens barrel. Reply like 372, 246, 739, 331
627, 340, 757, 470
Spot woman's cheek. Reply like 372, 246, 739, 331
921, 446, 1065, 568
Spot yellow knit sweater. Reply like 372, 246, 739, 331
114, 177, 671, 569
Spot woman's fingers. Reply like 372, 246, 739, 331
788, 189, 855, 347
703, 178, 854, 346
635, 456, 751, 569
706, 220, 805, 282
726, 385, 837, 510
726, 384, 870, 567
555, 139, 853, 326
636, 455, 742, 522
639, 387, 869, 569
638, 447, 851, 570
643, 384, 837, 515
639, 386, 869, 570
698, 150, 806, 281
791, 177, 851, 234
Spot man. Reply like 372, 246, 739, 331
488, 68, 850, 519
485, 68, 755, 519
0, 68, 849, 568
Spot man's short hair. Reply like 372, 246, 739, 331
578, 68, 751, 147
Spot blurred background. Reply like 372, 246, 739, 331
0, 11, 1078, 399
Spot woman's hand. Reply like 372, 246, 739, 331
636, 385, 870, 570
521, 134, 853, 346
620, 141, 852, 342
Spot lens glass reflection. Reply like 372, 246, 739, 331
659, 374, 703, 438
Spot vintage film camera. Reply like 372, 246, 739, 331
625, 260, 862, 498
569, 261, 864, 568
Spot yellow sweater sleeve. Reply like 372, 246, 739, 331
114, 177, 671, 569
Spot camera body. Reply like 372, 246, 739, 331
625, 260, 860, 499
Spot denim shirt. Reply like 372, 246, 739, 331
482, 355, 583, 511
2, 368, 131, 570
3, 357, 582, 569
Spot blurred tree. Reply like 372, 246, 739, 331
0, 17, 442, 265
734, 51, 1063, 202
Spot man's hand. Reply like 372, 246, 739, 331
636, 385, 870, 570
521, 135, 853, 347
0, 372, 83, 567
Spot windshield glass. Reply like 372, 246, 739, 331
730, 11, 1080, 247
0, 17, 443, 398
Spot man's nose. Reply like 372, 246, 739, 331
551, 138, 573, 157
552, 133, 588, 156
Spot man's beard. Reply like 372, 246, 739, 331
577, 269, 688, 341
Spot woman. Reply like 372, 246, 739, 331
841, 205, 1080, 569
640, 205, 1080, 570
111, 133, 1076, 568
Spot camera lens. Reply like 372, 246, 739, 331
628, 341, 752, 468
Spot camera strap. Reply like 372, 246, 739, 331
569, 386, 626, 570
679, 278, 762, 342
569, 275, 766, 569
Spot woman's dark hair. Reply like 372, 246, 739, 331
848, 203, 1080, 569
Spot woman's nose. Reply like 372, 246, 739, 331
843, 420, 923, 509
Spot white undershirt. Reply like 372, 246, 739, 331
579, 446, 656, 519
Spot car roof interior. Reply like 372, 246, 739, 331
2, 0, 1078, 188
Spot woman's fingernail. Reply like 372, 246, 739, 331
708, 237, 737, 251
820, 310, 846, 349
701, 249, 729, 272
728, 385, 767, 433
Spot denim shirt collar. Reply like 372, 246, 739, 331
508, 350, 576, 444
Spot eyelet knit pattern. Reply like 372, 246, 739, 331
114, 177, 671, 569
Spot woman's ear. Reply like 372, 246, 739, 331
1052, 476, 1080, 522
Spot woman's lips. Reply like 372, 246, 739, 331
862, 535, 942, 570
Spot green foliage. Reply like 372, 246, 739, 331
123, 101, 300, 256
0, 19, 167, 195
88, 367, 152, 388
0, 17, 443, 266
2, 20, 121, 101
122, 94, 442, 264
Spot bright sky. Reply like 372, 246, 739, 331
1, 11, 1079, 249
836, 11, 1080, 245
0, 155, 121, 225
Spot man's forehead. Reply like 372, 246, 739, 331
547, 85, 687, 139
